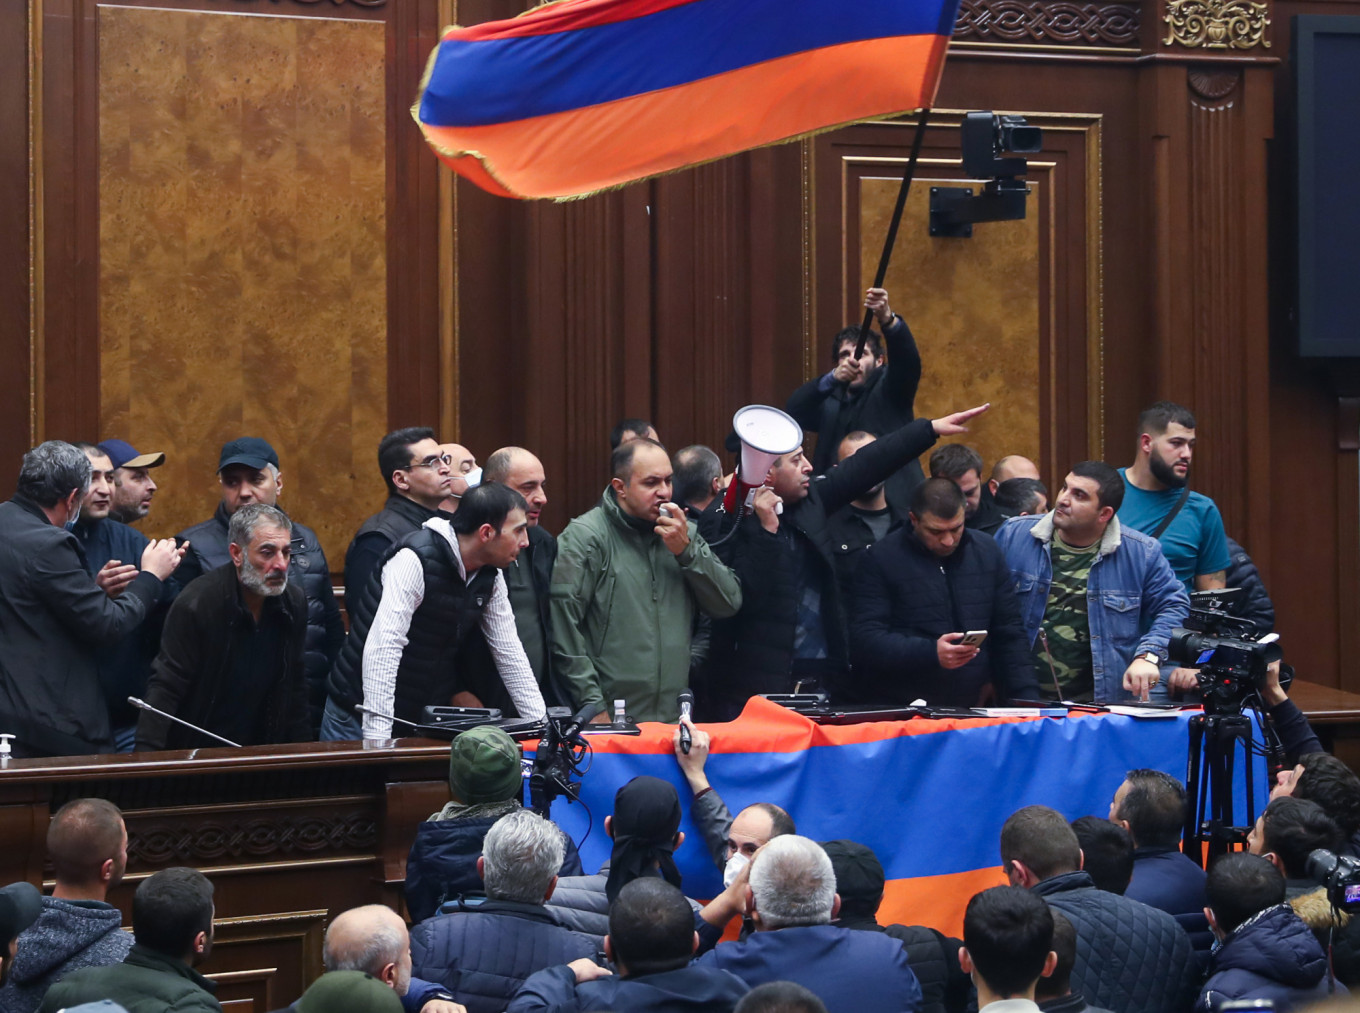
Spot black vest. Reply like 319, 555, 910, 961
328, 528, 498, 725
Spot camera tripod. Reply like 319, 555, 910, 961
1183, 693, 1285, 866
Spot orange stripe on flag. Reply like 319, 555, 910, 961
880, 867, 1011, 937
420, 34, 948, 198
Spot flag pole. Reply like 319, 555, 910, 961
855, 108, 933, 358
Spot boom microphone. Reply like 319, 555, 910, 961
126, 697, 242, 748
677, 690, 694, 754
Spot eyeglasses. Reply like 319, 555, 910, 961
406, 454, 452, 471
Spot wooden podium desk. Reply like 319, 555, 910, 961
1290, 679, 1360, 771
2, 688, 1358, 1010
0, 740, 455, 1012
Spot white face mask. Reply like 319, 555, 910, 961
723, 850, 749, 889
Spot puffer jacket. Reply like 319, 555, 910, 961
849, 526, 1039, 706
546, 870, 703, 942
549, 489, 742, 722
694, 922, 923, 1013
1200, 902, 1344, 1012
544, 874, 613, 939
508, 962, 750, 1013
1034, 871, 1199, 1013
1126, 847, 1213, 956
0, 896, 133, 1013
1224, 537, 1275, 635
176, 502, 344, 729
404, 812, 584, 923
408, 899, 599, 1013
1288, 880, 1360, 988
36, 943, 220, 1013
839, 913, 974, 1013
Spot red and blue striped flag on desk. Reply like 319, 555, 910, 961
414, 0, 962, 199
536, 698, 1263, 936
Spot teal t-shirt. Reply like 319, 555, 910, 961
1117, 468, 1230, 590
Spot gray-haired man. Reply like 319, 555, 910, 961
410, 809, 599, 1013
695, 836, 924, 1013
137, 503, 311, 750
0, 441, 182, 755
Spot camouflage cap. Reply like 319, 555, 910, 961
448, 725, 523, 804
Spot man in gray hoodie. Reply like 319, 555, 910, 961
0, 798, 133, 1013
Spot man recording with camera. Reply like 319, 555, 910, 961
1249, 795, 1360, 988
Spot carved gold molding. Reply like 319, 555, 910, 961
1162, 0, 1270, 50
955, 0, 1140, 48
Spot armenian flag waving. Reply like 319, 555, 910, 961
414, 0, 961, 199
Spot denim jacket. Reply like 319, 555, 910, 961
994, 513, 1189, 702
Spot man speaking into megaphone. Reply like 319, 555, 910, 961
698, 403, 989, 720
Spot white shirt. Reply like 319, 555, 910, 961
980, 999, 1042, 1013
360, 518, 546, 738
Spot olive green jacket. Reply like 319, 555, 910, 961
38, 944, 220, 1013
550, 488, 742, 722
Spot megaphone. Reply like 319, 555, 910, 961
722, 405, 804, 516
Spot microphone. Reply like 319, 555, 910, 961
127, 697, 242, 748
677, 690, 694, 754
354, 703, 424, 732
559, 702, 604, 743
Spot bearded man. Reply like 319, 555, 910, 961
136, 502, 311, 750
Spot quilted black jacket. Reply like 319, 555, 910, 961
839, 913, 974, 1013
408, 899, 599, 1013
1034, 871, 1201, 1013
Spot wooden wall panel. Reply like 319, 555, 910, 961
96, 6, 388, 562
859, 174, 1042, 474
3, 0, 1356, 688
0, 0, 30, 496
818, 112, 1101, 492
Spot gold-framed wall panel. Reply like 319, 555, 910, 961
816, 110, 1104, 478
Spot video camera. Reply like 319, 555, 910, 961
1167, 589, 1282, 713
1306, 848, 1360, 912
528, 706, 593, 817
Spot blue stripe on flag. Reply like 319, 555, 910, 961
420, 0, 958, 128
541, 712, 1267, 901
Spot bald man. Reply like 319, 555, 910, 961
438, 445, 479, 515
321, 905, 463, 1013
988, 455, 1041, 497
481, 448, 560, 705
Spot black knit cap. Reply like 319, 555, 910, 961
820, 839, 886, 915
605, 775, 683, 903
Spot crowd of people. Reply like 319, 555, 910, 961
0, 288, 1276, 755
3, 716, 1359, 1013
0, 287, 1335, 1011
